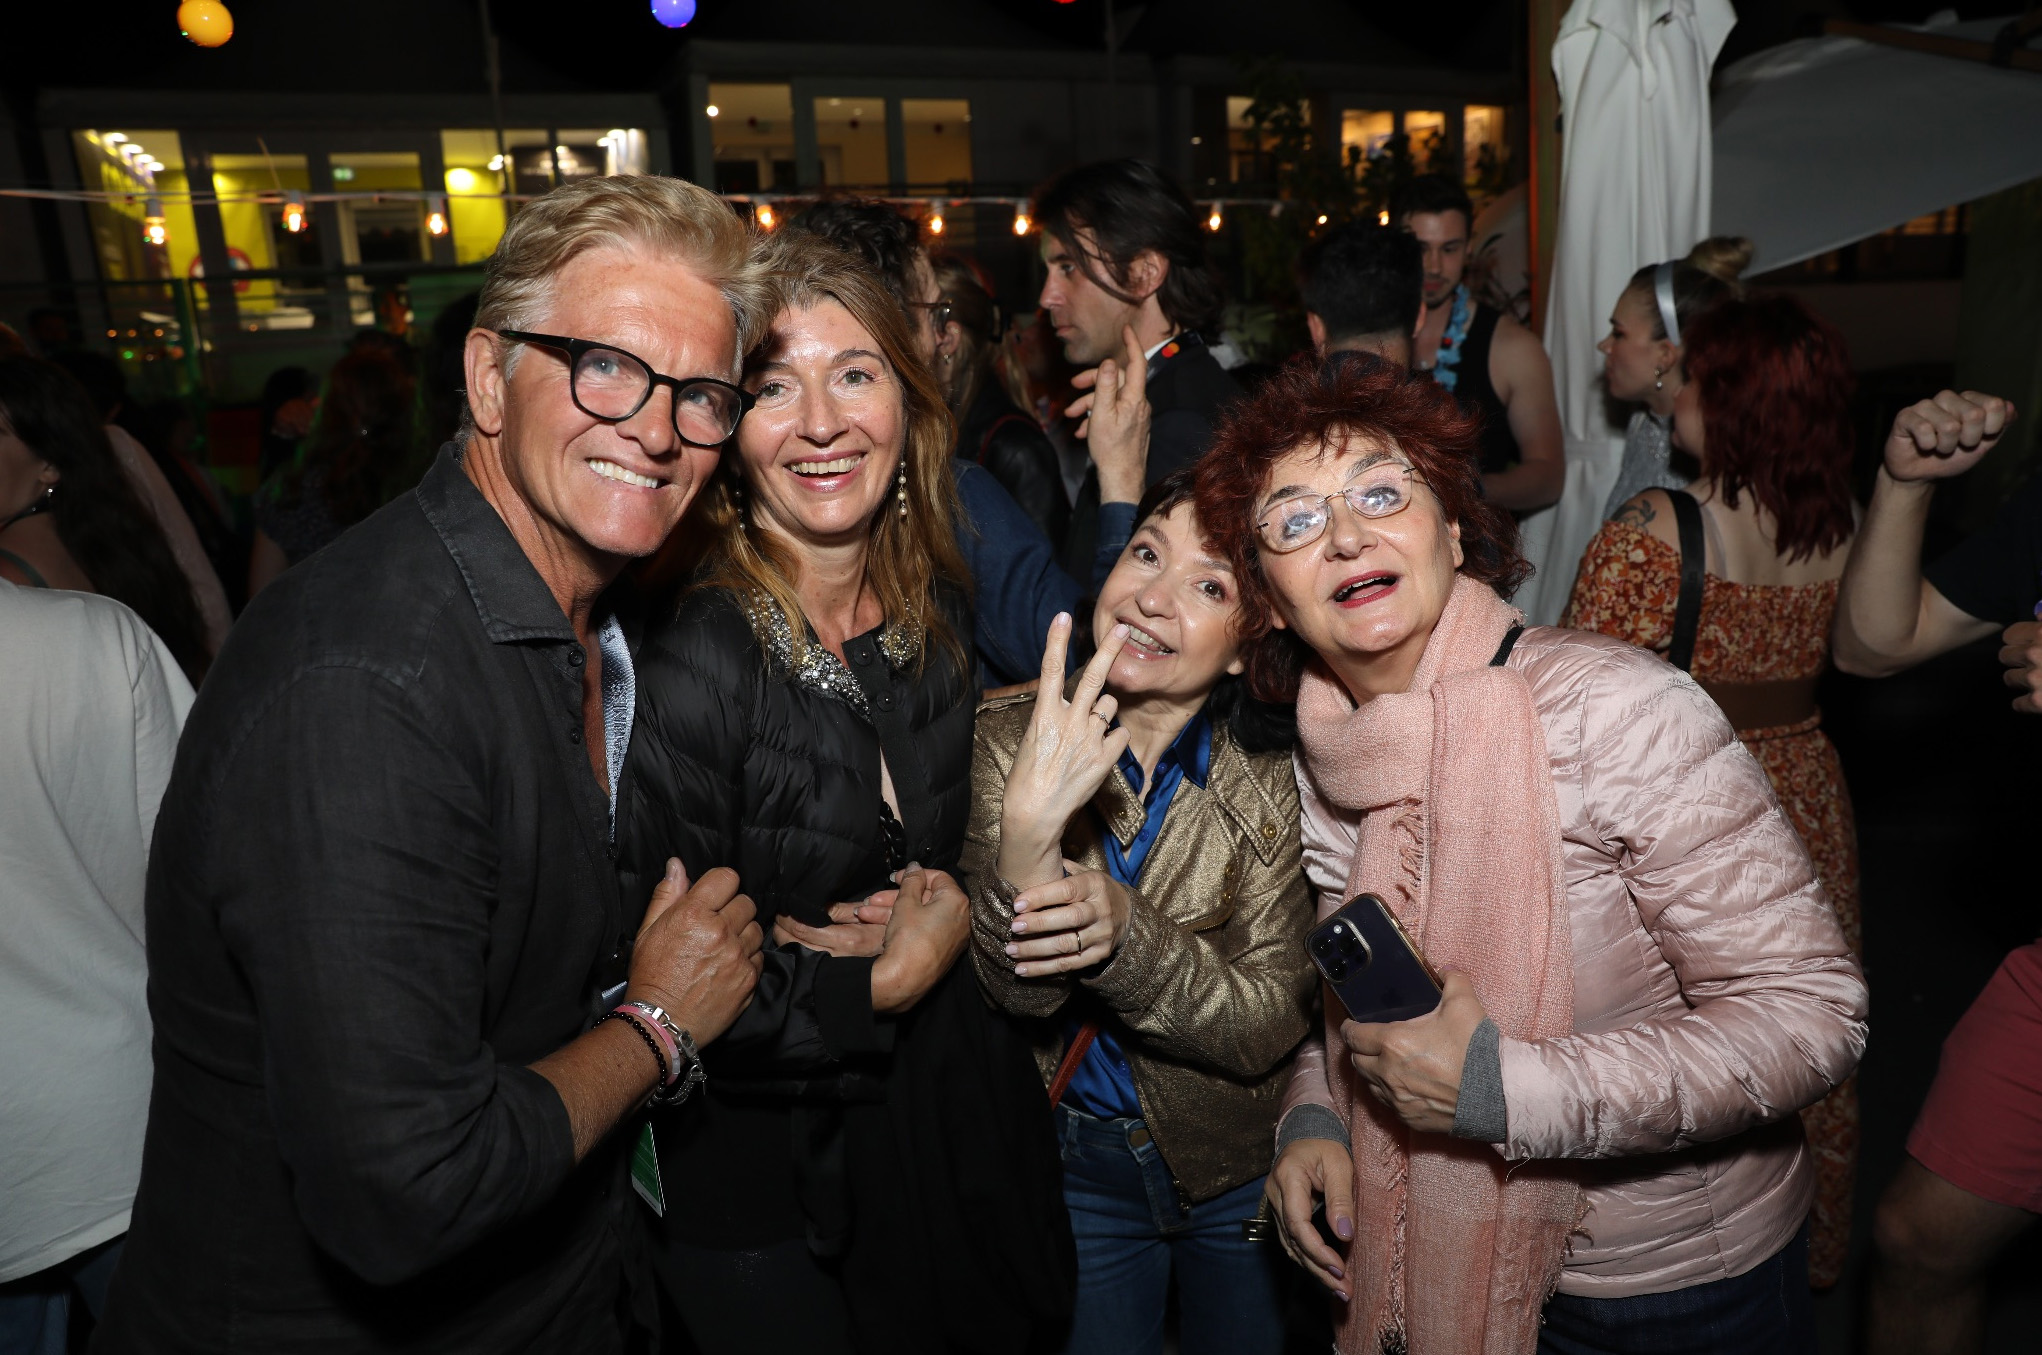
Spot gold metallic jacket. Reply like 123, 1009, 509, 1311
962, 692, 1316, 1202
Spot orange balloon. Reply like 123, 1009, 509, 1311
177, 0, 234, 47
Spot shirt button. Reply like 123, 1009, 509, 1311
569, 649, 585, 667
568, 727, 583, 744
1261, 822, 1277, 840
877, 694, 895, 712
854, 649, 872, 666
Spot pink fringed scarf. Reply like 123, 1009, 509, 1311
1296, 576, 1582, 1355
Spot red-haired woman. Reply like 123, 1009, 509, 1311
1194, 354, 1866, 1354
1562, 295, 1862, 1289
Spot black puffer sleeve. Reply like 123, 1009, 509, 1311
977, 418, 1071, 547
622, 590, 891, 1080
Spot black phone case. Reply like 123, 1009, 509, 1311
1307, 893, 1442, 1023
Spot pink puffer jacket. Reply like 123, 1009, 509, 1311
1283, 627, 1868, 1298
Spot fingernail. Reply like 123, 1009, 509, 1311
1336, 1291, 1350, 1304
1335, 1217, 1353, 1240
665, 858, 683, 882
1054, 611, 1070, 627
1004, 943, 1019, 957
1330, 1265, 1344, 1280
1112, 622, 1130, 637
1011, 918, 1028, 933
1014, 964, 1030, 977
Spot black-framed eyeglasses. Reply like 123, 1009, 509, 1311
495, 330, 753, 448
1255, 462, 1420, 554
907, 300, 955, 333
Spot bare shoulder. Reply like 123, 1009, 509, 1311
1611, 488, 1683, 553
1486, 310, 1554, 397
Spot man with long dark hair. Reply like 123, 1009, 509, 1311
1033, 159, 1238, 582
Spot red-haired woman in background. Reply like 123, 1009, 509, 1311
1562, 294, 1862, 1289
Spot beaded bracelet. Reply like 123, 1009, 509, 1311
594, 1008, 671, 1089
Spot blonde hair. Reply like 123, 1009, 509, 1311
472, 175, 772, 380
687, 231, 971, 677
1624, 235, 1755, 343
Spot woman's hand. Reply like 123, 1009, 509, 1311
1884, 390, 2015, 482
997, 614, 1132, 890
1340, 972, 1489, 1135
1006, 866, 1133, 976
774, 888, 898, 957
870, 867, 970, 1013
1266, 1136, 1355, 1300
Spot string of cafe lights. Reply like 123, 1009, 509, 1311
0, 184, 1319, 248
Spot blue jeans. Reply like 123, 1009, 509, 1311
0, 1237, 122, 1355
1055, 1105, 1285, 1355
1537, 1222, 1814, 1355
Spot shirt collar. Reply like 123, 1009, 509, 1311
414, 445, 579, 646
1114, 707, 1213, 798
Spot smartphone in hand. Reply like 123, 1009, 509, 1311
1307, 893, 1442, 1024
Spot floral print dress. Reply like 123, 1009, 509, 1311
1563, 519, 1861, 1290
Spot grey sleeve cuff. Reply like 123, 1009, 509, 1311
1451, 1019, 1507, 1143
1275, 1103, 1350, 1156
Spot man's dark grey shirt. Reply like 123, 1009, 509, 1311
98, 449, 634, 1353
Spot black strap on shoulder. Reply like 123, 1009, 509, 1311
1489, 624, 1524, 667
974, 411, 1039, 467
1668, 490, 1705, 673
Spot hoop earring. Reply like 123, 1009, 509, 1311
897, 459, 908, 519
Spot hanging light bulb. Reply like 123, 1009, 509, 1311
282, 191, 307, 234
1378, 209, 1390, 226
1011, 207, 1031, 236
177, 0, 234, 47
926, 209, 945, 237
426, 195, 449, 237
1206, 204, 1223, 232
649, 0, 696, 27
1315, 213, 1329, 226
143, 196, 168, 247
755, 202, 777, 231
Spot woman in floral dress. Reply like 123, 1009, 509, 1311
1564, 294, 1862, 1289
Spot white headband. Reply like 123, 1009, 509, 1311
1653, 261, 1682, 347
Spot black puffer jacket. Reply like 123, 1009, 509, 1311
620, 583, 1074, 1353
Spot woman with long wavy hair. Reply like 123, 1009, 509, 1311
0, 354, 211, 685
619, 231, 1073, 1355
1563, 294, 1863, 1287
248, 347, 426, 595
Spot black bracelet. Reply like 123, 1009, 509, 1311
594, 1009, 669, 1088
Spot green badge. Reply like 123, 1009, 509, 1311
630, 1121, 666, 1217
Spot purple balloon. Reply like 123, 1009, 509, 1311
650, 0, 695, 27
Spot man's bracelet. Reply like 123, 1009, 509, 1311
619, 1000, 706, 1108
594, 1008, 670, 1088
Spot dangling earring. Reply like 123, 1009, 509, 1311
1653, 367, 1664, 392
897, 459, 908, 519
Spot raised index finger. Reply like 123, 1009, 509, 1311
1071, 621, 1130, 715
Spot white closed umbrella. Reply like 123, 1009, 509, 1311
1517, 0, 1736, 624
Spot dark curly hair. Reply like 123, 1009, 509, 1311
0, 354, 210, 684
788, 197, 925, 318
1681, 294, 1856, 564
1192, 353, 1529, 702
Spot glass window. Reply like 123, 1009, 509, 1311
1403, 110, 1449, 172
1340, 110, 1395, 168
814, 96, 889, 190
901, 99, 971, 192
1462, 105, 1507, 189
709, 85, 794, 193
331, 151, 425, 267
209, 151, 312, 324
440, 129, 520, 265
1226, 96, 1311, 184
72, 129, 190, 283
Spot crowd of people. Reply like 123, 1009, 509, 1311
0, 159, 2032, 1355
